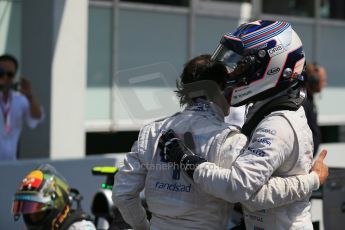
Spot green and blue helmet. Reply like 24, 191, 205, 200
12, 164, 71, 229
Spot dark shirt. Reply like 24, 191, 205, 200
302, 93, 321, 156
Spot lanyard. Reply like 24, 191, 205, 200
0, 95, 11, 134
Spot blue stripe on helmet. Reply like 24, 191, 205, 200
241, 21, 284, 41
244, 23, 290, 48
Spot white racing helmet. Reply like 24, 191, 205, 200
212, 20, 306, 106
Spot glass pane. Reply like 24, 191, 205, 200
0, 0, 22, 62
114, 63, 180, 127
194, 16, 239, 56
86, 6, 113, 120
320, 0, 345, 20
262, 0, 315, 17
114, 9, 188, 126
315, 24, 345, 122
120, 0, 189, 7
118, 9, 188, 71
206, 0, 251, 3
319, 25, 345, 87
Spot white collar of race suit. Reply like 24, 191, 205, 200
185, 99, 225, 122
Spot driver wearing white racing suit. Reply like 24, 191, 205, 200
112, 54, 325, 230
159, 21, 329, 230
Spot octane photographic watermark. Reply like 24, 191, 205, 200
114, 62, 180, 127
117, 160, 221, 171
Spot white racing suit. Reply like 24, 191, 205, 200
67, 220, 96, 230
113, 101, 319, 230
194, 106, 317, 229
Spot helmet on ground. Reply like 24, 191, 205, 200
12, 164, 71, 230
211, 20, 305, 106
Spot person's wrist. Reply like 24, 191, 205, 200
309, 171, 320, 191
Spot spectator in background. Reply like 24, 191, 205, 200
303, 63, 327, 156
0, 54, 44, 161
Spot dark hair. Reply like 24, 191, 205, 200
0, 54, 19, 72
176, 54, 228, 106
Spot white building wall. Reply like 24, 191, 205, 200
50, 0, 88, 158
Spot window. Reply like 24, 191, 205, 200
262, 0, 315, 17
121, 0, 189, 7
211, 0, 250, 3
320, 0, 345, 20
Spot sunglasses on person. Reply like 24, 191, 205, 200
0, 68, 15, 79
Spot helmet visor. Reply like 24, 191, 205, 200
211, 44, 243, 74
12, 200, 46, 215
